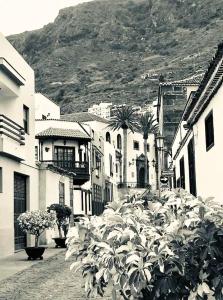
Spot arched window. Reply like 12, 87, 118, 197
106, 132, 111, 143
117, 134, 122, 149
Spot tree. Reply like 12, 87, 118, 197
47, 204, 72, 238
109, 106, 137, 187
138, 112, 158, 187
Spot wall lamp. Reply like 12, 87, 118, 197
129, 158, 135, 166
45, 147, 50, 152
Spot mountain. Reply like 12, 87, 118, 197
7, 0, 223, 114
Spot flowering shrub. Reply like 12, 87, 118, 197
66, 189, 223, 300
47, 204, 72, 238
18, 210, 56, 247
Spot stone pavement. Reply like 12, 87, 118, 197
0, 246, 64, 282
0, 251, 112, 300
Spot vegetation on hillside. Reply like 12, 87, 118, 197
8, 0, 223, 113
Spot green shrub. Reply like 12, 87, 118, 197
66, 190, 223, 299
47, 203, 72, 238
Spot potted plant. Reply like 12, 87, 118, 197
17, 210, 56, 260
47, 203, 72, 248
66, 190, 223, 299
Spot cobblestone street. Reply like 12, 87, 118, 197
0, 251, 112, 300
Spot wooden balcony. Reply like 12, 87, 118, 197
42, 160, 90, 185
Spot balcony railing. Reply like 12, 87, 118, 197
42, 160, 89, 175
0, 114, 25, 145
117, 182, 146, 189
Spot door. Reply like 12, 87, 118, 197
14, 173, 27, 250
187, 138, 197, 196
138, 167, 145, 188
179, 156, 185, 189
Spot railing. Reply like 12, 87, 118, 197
117, 182, 146, 188
0, 114, 25, 145
42, 160, 89, 175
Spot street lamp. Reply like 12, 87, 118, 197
155, 134, 165, 151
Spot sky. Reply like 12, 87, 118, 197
0, 0, 94, 36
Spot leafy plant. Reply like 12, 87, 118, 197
17, 210, 56, 247
66, 189, 223, 299
47, 204, 72, 238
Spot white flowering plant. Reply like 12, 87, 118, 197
66, 189, 223, 300
17, 210, 56, 247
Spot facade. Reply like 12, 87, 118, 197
172, 42, 223, 203
91, 130, 105, 215
88, 102, 112, 119
157, 78, 200, 151
0, 33, 39, 257
62, 112, 157, 191
35, 119, 92, 216
35, 93, 60, 120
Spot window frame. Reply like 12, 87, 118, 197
59, 182, 65, 205
205, 110, 214, 151
0, 167, 2, 193
133, 140, 139, 150
23, 105, 29, 134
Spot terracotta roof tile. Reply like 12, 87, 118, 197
36, 127, 91, 140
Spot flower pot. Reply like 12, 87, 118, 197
53, 237, 67, 248
25, 247, 46, 260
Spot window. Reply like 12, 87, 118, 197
0, 168, 2, 193
179, 156, 185, 189
88, 193, 91, 212
81, 191, 84, 211
109, 154, 113, 176
59, 182, 65, 205
54, 146, 75, 168
147, 144, 150, 152
133, 141, 139, 150
35, 146, 38, 161
205, 111, 214, 151
23, 105, 29, 134
96, 152, 101, 171
117, 134, 122, 149
70, 180, 73, 208
188, 138, 197, 196
106, 132, 111, 143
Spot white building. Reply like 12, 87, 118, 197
171, 42, 223, 203
0, 33, 39, 257
88, 102, 112, 119
35, 119, 92, 216
35, 93, 60, 120
62, 112, 157, 191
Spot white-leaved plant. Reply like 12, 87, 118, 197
66, 189, 223, 300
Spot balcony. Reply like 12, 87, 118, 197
0, 57, 25, 97
0, 114, 25, 161
42, 160, 90, 185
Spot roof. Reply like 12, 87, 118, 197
61, 112, 109, 124
183, 42, 223, 124
36, 127, 91, 140
159, 75, 203, 87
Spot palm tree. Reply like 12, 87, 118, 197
109, 106, 137, 187
138, 112, 158, 187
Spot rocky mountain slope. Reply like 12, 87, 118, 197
8, 0, 223, 113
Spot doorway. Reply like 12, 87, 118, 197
14, 173, 27, 250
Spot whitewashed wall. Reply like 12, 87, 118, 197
35, 93, 60, 120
